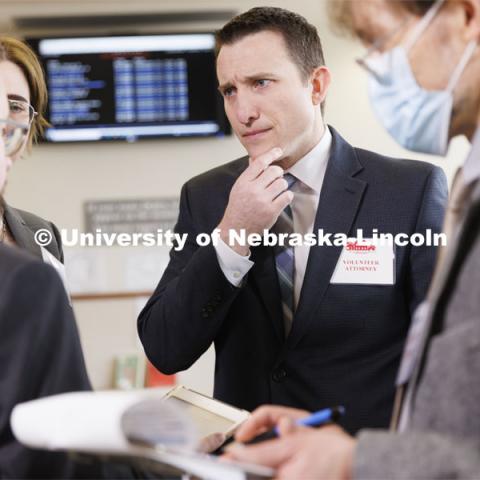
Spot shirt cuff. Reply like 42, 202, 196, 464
214, 236, 254, 287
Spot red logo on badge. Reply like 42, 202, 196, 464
346, 241, 376, 252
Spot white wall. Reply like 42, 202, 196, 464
2, 0, 469, 392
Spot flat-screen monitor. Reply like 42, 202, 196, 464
26, 33, 230, 143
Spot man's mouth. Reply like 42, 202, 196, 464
242, 128, 272, 138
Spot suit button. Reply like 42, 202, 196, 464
271, 367, 287, 383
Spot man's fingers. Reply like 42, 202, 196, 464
276, 416, 297, 437
276, 456, 308, 480
257, 165, 285, 189
225, 439, 292, 468
235, 405, 306, 442
272, 190, 294, 213
235, 405, 284, 442
196, 432, 226, 453
245, 147, 283, 181
267, 177, 289, 200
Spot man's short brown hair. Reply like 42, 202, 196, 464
328, 1, 436, 38
215, 7, 325, 81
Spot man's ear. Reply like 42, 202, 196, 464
455, 0, 480, 41
311, 66, 331, 106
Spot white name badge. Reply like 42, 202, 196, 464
330, 238, 395, 285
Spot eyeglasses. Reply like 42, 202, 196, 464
355, 0, 445, 79
355, 18, 411, 79
8, 98, 37, 126
0, 118, 29, 156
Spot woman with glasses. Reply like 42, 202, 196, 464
0, 37, 64, 263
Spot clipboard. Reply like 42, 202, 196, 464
162, 386, 250, 444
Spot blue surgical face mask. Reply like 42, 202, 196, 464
364, 0, 477, 156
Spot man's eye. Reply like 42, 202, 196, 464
255, 79, 271, 88
223, 87, 235, 97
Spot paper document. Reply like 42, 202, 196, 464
11, 389, 273, 480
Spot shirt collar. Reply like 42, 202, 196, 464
463, 127, 480, 185
287, 125, 332, 194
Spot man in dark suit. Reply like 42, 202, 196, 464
138, 7, 447, 434
224, 1, 480, 479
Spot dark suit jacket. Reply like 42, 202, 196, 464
0, 244, 94, 478
3, 204, 63, 262
138, 127, 447, 434
0, 245, 144, 478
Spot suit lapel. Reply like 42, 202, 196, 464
287, 128, 367, 349
3, 204, 42, 259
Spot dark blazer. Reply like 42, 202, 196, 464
3, 203, 63, 262
0, 244, 92, 478
138, 127, 447, 434
0, 246, 139, 479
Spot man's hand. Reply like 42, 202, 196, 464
235, 405, 309, 443
226, 423, 357, 480
196, 432, 226, 453
217, 147, 293, 255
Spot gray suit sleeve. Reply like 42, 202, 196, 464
354, 430, 480, 479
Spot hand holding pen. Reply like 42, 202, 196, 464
233, 405, 345, 445
245, 406, 345, 444
223, 405, 355, 479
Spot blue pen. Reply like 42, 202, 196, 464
246, 406, 345, 445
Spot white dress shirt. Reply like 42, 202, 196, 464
214, 126, 332, 306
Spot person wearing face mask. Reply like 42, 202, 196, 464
359, 0, 477, 157
224, 1, 480, 479
0, 37, 64, 265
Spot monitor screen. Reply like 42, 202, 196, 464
27, 33, 230, 143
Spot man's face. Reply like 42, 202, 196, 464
217, 30, 324, 164
349, 0, 477, 137
0, 77, 11, 195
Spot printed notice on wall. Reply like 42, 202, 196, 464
84, 197, 179, 235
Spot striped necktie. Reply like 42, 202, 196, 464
274, 173, 297, 338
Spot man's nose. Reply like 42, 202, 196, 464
235, 93, 259, 126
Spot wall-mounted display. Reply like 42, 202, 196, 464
27, 33, 230, 143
